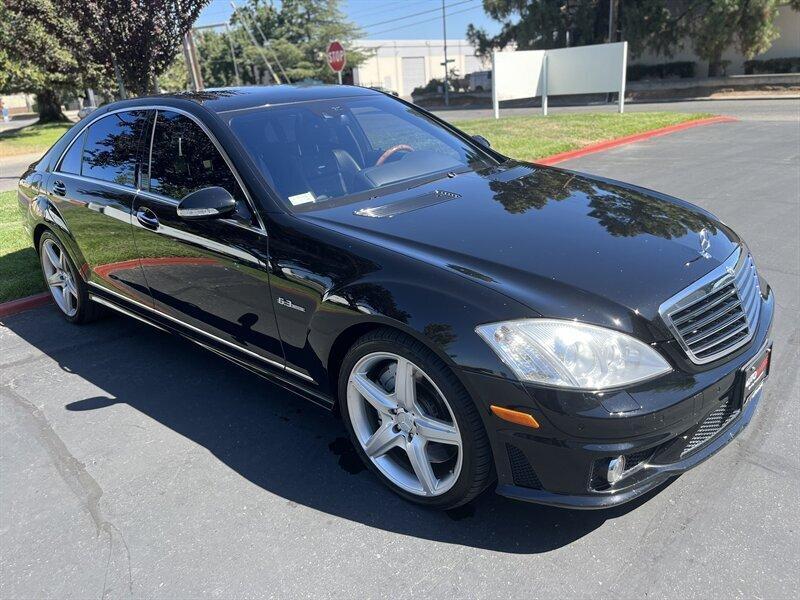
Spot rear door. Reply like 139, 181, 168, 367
47, 110, 151, 304
131, 109, 284, 366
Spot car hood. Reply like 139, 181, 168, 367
301, 162, 741, 339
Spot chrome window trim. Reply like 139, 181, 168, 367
88, 281, 313, 382
53, 104, 267, 235
658, 246, 761, 364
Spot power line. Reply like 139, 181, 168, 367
366, 4, 482, 37
350, 0, 433, 21
360, 0, 478, 30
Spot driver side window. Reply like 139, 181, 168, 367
147, 110, 256, 227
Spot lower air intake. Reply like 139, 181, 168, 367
506, 443, 542, 489
681, 397, 740, 457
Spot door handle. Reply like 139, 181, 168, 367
52, 180, 66, 196
136, 208, 159, 230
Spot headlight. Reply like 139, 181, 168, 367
476, 319, 671, 390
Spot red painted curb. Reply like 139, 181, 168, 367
535, 115, 738, 166
0, 292, 51, 319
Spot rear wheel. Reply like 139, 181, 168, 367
38, 231, 101, 324
339, 329, 494, 509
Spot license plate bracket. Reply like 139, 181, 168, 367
741, 344, 771, 405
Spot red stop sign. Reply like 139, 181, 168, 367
327, 41, 346, 73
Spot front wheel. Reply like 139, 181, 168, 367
339, 329, 494, 509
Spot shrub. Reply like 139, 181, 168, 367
627, 62, 696, 81
744, 57, 800, 74
412, 78, 444, 96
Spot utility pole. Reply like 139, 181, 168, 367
441, 0, 452, 106
183, 30, 204, 91
226, 24, 241, 86
608, 0, 616, 42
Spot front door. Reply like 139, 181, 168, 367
131, 109, 284, 366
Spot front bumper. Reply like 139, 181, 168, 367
497, 381, 766, 509
462, 289, 774, 509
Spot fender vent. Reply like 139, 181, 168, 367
506, 443, 542, 489
354, 189, 461, 218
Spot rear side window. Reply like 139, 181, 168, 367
81, 110, 149, 186
147, 110, 253, 225
58, 131, 85, 175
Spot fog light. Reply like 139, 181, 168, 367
607, 456, 626, 484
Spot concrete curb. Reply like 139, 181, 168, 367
0, 115, 739, 320
535, 115, 738, 165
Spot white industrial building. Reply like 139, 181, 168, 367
352, 39, 489, 97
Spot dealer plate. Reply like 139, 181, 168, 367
742, 344, 771, 405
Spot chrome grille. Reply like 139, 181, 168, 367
659, 248, 761, 364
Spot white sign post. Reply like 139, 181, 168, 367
491, 42, 628, 118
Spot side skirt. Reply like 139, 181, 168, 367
87, 289, 335, 410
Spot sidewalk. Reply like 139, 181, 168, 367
0, 152, 42, 191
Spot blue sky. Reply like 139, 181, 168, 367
196, 0, 501, 40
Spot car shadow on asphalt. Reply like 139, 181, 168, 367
3, 308, 673, 555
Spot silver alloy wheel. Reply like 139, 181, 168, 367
41, 238, 78, 317
347, 352, 463, 497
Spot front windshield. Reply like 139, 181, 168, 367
226, 94, 496, 209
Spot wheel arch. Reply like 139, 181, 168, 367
325, 319, 470, 413
30, 198, 89, 282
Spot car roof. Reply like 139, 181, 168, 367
138, 84, 382, 114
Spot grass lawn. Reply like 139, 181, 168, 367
0, 111, 716, 305
0, 190, 45, 303
454, 111, 713, 161
0, 122, 72, 159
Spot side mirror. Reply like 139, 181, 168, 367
177, 186, 236, 220
472, 135, 491, 148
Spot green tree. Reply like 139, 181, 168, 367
231, 0, 369, 84
63, 0, 210, 96
690, 0, 782, 76
467, 0, 613, 55
158, 53, 191, 92
0, 0, 104, 122
196, 29, 241, 88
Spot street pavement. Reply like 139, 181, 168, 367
0, 116, 37, 133
0, 112, 77, 192
1, 100, 798, 599
0, 153, 41, 192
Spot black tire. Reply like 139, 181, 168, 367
38, 231, 103, 324
338, 328, 495, 509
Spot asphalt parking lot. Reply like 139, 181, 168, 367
2, 100, 798, 599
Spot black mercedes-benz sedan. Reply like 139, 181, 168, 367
17, 85, 773, 510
